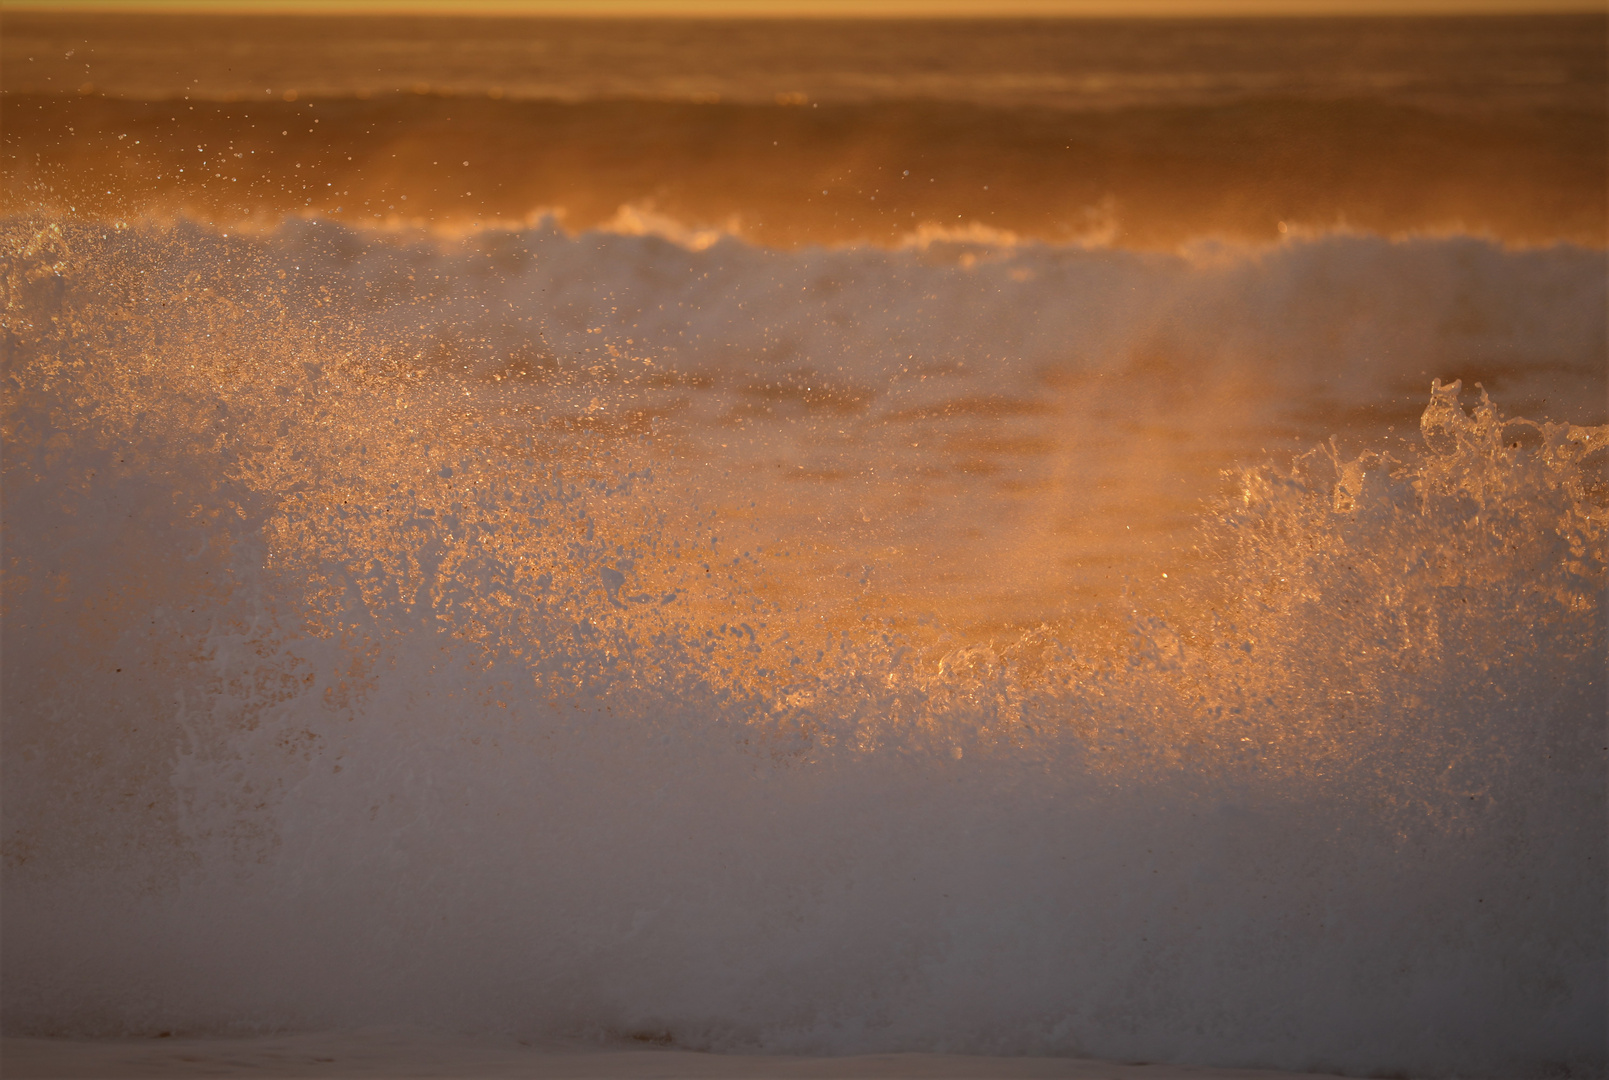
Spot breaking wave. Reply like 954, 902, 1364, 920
2, 216, 1604, 1078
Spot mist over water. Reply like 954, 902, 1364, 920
2, 13, 1606, 1080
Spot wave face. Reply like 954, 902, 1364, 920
2, 216, 1605, 1078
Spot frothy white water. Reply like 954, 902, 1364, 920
264, 213, 1607, 411
2, 218, 1604, 1079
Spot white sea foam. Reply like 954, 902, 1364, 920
2, 218, 1604, 1078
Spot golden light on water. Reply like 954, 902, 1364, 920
2, 9, 1605, 1077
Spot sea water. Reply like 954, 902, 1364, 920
1, 14, 1605, 1079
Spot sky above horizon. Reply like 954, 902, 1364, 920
2, 0, 1602, 15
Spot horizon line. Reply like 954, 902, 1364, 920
3, 0, 1605, 17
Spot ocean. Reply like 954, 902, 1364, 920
1, 12, 1605, 1079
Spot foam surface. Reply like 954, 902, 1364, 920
2, 214, 1604, 1078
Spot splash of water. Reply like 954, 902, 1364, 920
2, 217, 1604, 1078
